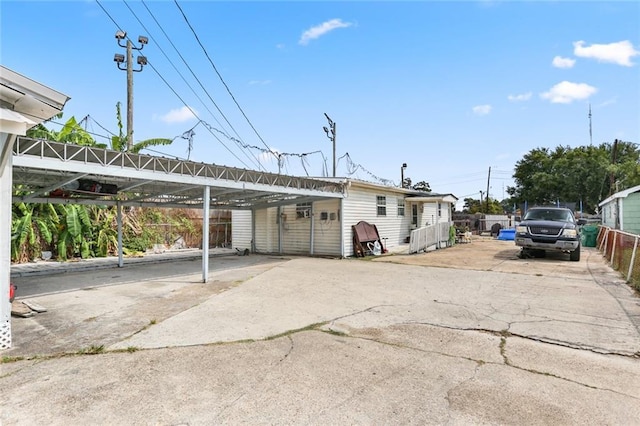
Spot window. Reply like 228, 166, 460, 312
296, 202, 312, 219
437, 202, 442, 217
377, 195, 386, 216
397, 198, 405, 216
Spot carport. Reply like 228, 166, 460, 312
1, 65, 344, 349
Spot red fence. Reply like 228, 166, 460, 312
596, 226, 640, 291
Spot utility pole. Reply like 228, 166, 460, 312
479, 191, 484, 213
610, 139, 618, 195
401, 163, 407, 188
485, 166, 491, 213
114, 31, 148, 151
323, 113, 336, 177
588, 104, 593, 146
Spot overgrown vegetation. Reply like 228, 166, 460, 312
11, 205, 205, 263
10, 111, 212, 263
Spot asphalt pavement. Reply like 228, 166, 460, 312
2, 243, 639, 425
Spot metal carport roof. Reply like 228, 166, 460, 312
11, 137, 345, 209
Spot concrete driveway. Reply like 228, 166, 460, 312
2, 239, 639, 425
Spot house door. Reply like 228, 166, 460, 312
411, 204, 418, 227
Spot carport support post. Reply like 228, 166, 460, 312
117, 201, 123, 268
202, 186, 210, 283
310, 202, 315, 255
0, 134, 16, 349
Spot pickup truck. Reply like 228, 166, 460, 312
515, 207, 584, 261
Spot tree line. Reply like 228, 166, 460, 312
461, 140, 638, 215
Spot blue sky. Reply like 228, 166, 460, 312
2, 1, 639, 208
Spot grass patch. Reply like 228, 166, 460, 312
1, 355, 25, 363
78, 345, 105, 355
263, 322, 327, 341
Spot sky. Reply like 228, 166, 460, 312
2, 1, 639, 209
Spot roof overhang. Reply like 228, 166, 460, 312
407, 194, 458, 204
0, 65, 70, 124
598, 184, 640, 207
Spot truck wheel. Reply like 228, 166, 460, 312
570, 245, 581, 262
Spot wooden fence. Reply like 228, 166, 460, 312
596, 226, 640, 291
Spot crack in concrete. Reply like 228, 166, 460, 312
586, 250, 640, 337
279, 335, 294, 363
321, 326, 640, 401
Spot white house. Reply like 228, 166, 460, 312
1, 66, 70, 348
232, 178, 457, 257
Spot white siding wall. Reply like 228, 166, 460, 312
280, 204, 311, 254
231, 210, 252, 251
247, 201, 343, 256
312, 199, 342, 256
422, 203, 438, 227
254, 208, 278, 253
341, 187, 412, 257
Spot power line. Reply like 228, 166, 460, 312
135, 0, 265, 170
173, 0, 277, 161
95, 0, 256, 170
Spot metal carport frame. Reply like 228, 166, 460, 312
11, 137, 345, 280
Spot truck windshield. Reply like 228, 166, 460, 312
524, 209, 573, 222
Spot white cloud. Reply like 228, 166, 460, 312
552, 56, 575, 69
158, 106, 198, 124
249, 80, 272, 86
472, 104, 492, 116
573, 40, 639, 66
299, 19, 353, 45
276, 43, 285, 50
507, 92, 532, 102
540, 81, 597, 104
597, 97, 617, 108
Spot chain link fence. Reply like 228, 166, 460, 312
596, 226, 640, 291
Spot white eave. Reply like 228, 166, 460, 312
599, 184, 640, 207
408, 194, 458, 204
1, 65, 70, 125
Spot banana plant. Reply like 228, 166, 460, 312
111, 102, 172, 154
56, 204, 93, 260
92, 206, 119, 257
11, 203, 59, 262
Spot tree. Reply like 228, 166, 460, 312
507, 141, 639, 213
463, 197, 503, 214
412, 181, 431, 192
27, 114, 103, 147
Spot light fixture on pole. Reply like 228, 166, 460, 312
323, 113, 336, 177
114, 31, 148, 151
401, 163, 408, 188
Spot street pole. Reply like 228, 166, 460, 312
323, 113, 336, 177
126, 39, 134, 150
485, 166, 491, 213
114, 31, 148, 151
401, 163, 407, 188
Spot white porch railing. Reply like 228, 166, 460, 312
409, 222, 452, 254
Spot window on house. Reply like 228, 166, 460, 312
438, 202, 442, 217
397, 198, 405, 216
376, 195, 386, 216
296, 202, 312, 219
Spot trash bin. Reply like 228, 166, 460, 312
581, 225, 598, 247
